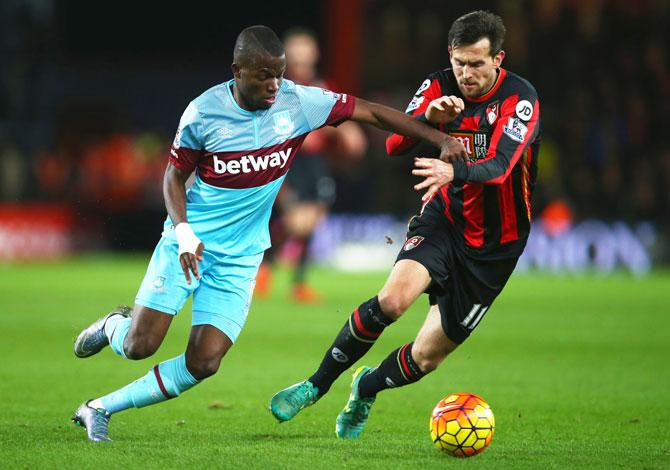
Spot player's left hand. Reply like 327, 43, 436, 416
426, 96, 465, 124
412, 157, 455, 201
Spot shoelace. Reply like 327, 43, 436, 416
91, 410, 110, 438
91, 329, 105, 342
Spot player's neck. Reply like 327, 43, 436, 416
231, 82, 254, 112
477, 69, 500, 98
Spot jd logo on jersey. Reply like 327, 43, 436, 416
515, 100, 533, 121
273, 111, 294, 136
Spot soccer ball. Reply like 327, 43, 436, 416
429, 392, 495, 457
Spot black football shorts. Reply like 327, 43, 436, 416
395, 208, 519, 344
284, 153, 335, 205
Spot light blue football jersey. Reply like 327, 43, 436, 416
164, 78, 354, 256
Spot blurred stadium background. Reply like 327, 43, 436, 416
1, 0, 668, 273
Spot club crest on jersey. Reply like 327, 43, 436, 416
403, 236, 425, 251
503, 117, 528, 143
152, 276, 166, 292
486, 101, 499, 125
272, 111, 294, 136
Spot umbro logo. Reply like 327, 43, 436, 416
218, 126, 234, 139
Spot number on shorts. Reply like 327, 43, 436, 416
461, 304, 489, 330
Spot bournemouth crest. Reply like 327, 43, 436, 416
403, 236, 425, 251
486, 101, 499, 125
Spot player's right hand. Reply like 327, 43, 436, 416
425, 96, 464, 124
412, 157, 455, 201
175, 222, 204, 284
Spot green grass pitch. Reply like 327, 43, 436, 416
1, 255, 669, 468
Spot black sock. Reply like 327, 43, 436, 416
308, 296, 393, 395
357, 342, 426, 398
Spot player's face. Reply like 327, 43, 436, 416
232, 54, 286, 111
449, 38, 505, 99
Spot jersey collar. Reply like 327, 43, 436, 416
226, 79, 288, 115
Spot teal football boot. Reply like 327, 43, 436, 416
335, 366, 375, 439
269, 380, 320, 422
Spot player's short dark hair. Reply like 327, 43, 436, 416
448, 11, 506, 56
234, 25, 284, 66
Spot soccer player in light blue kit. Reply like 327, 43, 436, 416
71, 25, 466, 442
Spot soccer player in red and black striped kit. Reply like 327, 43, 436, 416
270, 10, 541, 439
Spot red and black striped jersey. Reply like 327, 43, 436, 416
387, 68, 541, 259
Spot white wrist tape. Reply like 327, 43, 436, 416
175, 223, 201, 257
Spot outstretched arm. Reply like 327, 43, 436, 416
351, 98, 467, 163
163, 163, 204, 284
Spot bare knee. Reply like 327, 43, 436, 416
124, 334, 161, 360
377, 260, 431, 320
186, 356, 222, 380
378, 291, 412, 320
411, 343, 449, 373
123, 306, 172, 359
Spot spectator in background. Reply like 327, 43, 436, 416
256, 28, 368, 303
0, 133, 26, 201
